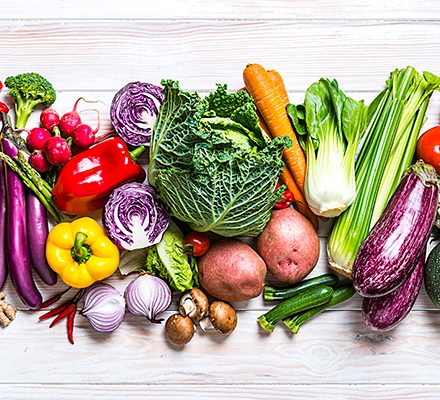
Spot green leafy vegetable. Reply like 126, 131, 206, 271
145, 221, 199, 292
328, 67, 440, 277
287, 79, 369, 218
149, 80, 290, 237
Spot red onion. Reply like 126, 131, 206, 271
81, 283, 125, 333
124, 274, 172, 323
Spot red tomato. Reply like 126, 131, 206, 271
184, 232, 211, 257
416, 126, 440, 175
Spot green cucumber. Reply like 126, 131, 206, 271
283, 284, 355, 334
258, 285, 334, 332
425, 242, 440, 308
263, 273, 339, 301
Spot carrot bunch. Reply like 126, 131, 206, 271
243, 63, 318, 229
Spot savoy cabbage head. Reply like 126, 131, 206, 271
148, 80, 290, 237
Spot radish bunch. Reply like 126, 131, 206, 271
27, 98, 99, 173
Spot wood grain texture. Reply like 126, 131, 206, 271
2, 310, 439, 385
3, 0, 440, 20
1, 20, 440, 92
3, 384, 440, 400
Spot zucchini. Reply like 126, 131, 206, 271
263, 273, 339, 301
258, 285, 334, 332
425, 243, 440, 308
284, 284, 355, 333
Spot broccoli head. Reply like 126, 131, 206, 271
5, 72, 56, 129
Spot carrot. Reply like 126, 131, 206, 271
243, 64, 306, 194
267, 70, 290, 105
257, 110, 318, 229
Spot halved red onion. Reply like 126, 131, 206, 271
124, 274, 172, 323
81, 283, 125, 333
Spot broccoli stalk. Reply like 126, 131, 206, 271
4, 72, 56, 129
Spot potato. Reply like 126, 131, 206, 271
257, 208, 320, 284
198, 238, 266, 302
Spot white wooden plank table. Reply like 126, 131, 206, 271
1, 1, 440, 398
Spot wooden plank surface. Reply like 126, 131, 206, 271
2, 310, 440, 385
3, 384, 440, 400
3, 0, 440, 20
1, 20, 440, 92
2, 1, 440, 398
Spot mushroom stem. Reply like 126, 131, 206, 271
199, 316, 215, 332
179, 297, 196, 317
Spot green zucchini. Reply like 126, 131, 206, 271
258, 285, 334, 332
425, 242, 440, 308
283, 284, 355, 334
263, 273, 339, 301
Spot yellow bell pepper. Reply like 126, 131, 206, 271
46, 217, 120, 288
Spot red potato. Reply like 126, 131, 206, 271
198, 238, 266, 302
257, 208, 320, 284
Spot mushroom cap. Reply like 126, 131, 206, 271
165, 314, 195, 345
209, 301, 237, 335
179, 288, 209, 322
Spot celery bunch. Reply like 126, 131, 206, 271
328, 67, 440, 277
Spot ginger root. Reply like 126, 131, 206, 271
0, 292, 16, 327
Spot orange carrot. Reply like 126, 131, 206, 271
257, 110, 318, 229
243, 64, 306, 194
267, 70, 290, 105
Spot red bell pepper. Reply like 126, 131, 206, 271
52, 137, 146, 214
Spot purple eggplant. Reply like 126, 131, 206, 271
353, 161, 438, 298
2, 137, 42, 309
362, 250, 425, 331
26, 191, 57, 286
0, 151, 6, 289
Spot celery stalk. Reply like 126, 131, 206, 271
327, 67, 440, 278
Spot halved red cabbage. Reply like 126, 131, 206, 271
110, 82, 163, 146
104, 182, 169, 250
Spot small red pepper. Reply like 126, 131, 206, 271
38, 287, 71, 310
67, 310, 76, 344
0, 102, 8, 114
39, 303, 70, 321
274, 185, 294, 210
52, 137, 146, 214
49, 303, 76, 328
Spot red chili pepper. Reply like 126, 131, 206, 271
0, 102, 8, 113
37, 287, 71, 310
39, 303, 71, 320
52, 137, 146, 214
67, 310, 76, 344
274, 187, 294, 209
49, 303, 76, 328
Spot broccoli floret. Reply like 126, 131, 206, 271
4, 72, 56, 129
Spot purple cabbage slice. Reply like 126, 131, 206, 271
110, 82, 164, 146
104, 182, 169, 250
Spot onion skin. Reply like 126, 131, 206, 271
81, 283, 125, 333
103, 182, 169, 251
124, 274, 172, 323
110, 82, 163, 146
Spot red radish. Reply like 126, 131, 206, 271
29, 150, 51, 173
59, 98, 83, 137
43, 137, 71, 166
72, 124, 96, 148
40, 108, 60, 131
27, 127, 51, 151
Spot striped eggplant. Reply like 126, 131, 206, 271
26, 191, 57, 286
362, 250, 425, 331
2, 137, 42, 309
0, 148, 6, 289
353, 161, 438, 298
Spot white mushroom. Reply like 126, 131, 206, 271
179, 288, 209, 322
199, 301, 237, 335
